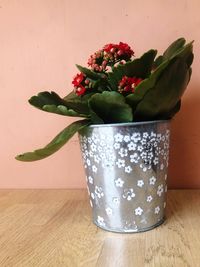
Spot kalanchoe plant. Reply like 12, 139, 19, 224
16, 38, 194, 162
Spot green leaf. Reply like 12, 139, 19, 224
29, 91, 87, 117
163, 38, 186, 59
108, 49, 157, 90
64, 92, 95, 115
133, 57, 189, 121
126, 41, 193, 111
89, 91, 133, 123
153, 39, 193, 68
15, 120, 90, 162
76, 65, 102, 80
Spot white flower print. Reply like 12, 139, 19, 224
91, 133, 98, 143
88, 137, 92, 144
160, 163, 164, 170
153, 157, 159, 165
149, 176, 156, 185
127, 142, 137, 151
141, 138, 147, 145
125, 166, 132, 173
130, 153, 140, 163
86, 159, 91, 166
114, 133, 123, 142
100, 140, 106, 147
92, 165, 97, 173
113, 197, 120, 205
116, 159, 125, 168
91, 143, 97, 152
141, 151, 147, 159
131, 133, 141, 142
157, 184, 164, 196
91, 193, 95, 199
95, 186, 104, 198
90, 200, 93, 207
123, 188, 135, 201
105, 207, 113, 215
137, 180, 144, 188
140, 164, 147, 172
143, 132, 148, 138
97, 216, 105, 227
115, 178, 124, 187
88, 151, 94, 157
98, 146, 102, 152
82, 136, 87, 143
118, 148, 128, 157
146, 195, 153, 202
154, 206, 160, 214
100, 153, 106, 159
88, 176, 93, 184
114, 143, 120, 149
151, 132, 156, 138
94, 155, 100, 163
135, 207, 143, 216
137, 145, 143, 152
124, 135, 130, 142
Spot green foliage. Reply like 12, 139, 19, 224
16, 38, 194, 161
29, 91, 87, 117
89, 91, 133, 123
133, 57, 189, 121
15, 120, 90, 161
108, 49, 157, 90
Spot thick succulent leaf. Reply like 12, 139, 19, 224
15, 120, 90, 162
42, 105, 86, 117
153, 55, 164, 69
89, 91, 133, 123
76, 64, 103, 80
108, 49, 157, 90
154, 39, 193, 68
133, 57, 189, 121
126, 41, 193, 111
126, 60, 170, 110
29, 91, 66, 108
163, 38, 186, 59
164, 100, 181, 119
29, 91, 87, 117
64, 92, 95, 115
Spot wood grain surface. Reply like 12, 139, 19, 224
0, 190, 199, 267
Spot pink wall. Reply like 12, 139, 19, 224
0, 0, 200, 188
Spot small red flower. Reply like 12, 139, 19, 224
75, 85, 86, 96
72, 73, 85, 87
118, 76, 142, 94
117, 42, 134, 58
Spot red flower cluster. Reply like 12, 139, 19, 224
104, 42, 134, 60
118, 76, 142, 94
88, 42, 134, 72
72, 73, 90, 96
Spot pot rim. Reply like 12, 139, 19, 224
88, 119, 171, 128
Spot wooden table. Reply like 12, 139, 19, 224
0, 190, 199, 266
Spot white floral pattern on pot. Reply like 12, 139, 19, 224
79, 124, 170, 232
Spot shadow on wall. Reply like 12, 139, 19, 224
168, 90, 200, 189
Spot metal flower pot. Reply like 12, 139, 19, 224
79, 120, 170, 233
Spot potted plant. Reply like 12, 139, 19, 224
16, 38, 194, 233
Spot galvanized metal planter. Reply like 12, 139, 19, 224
79, 120, 170, 233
